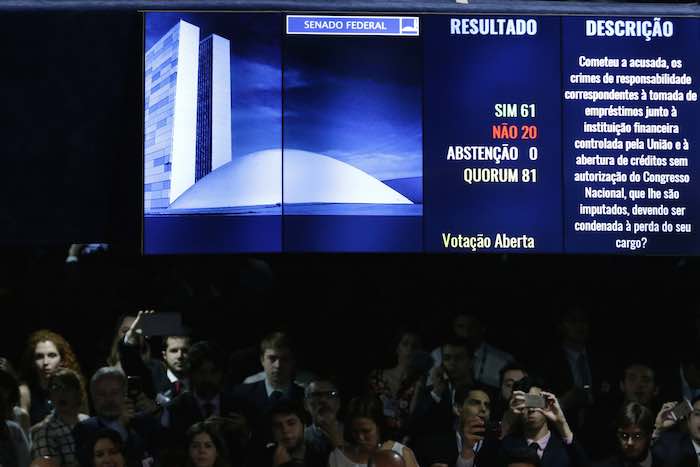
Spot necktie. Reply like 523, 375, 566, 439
270, 390, 284, 402
529, 442, 541, 458
173, 381, 182, 396
202, 402, 215, 419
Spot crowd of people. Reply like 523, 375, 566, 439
1, 304, 700, 467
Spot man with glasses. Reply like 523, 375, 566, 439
303, 379, 343, 461
594, 402, 661, 467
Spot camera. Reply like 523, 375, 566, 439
523, 394, 546, 409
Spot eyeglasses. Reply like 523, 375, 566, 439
307, 391, 339, 399
617, 431, 646, 442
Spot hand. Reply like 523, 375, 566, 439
540, 391, 572, 439
655, 402, 679, 432
272, 444, 291, 467
462, 415, 485, 450
509, 390, 526, 415
68, 244, 86, 257
124, 310, 154, 345
318, 416, 343, 448
430, 366, 448, 397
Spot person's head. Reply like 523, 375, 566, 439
368, 449, 406, 467
614, 402, 654, 462
501, 448, 541, 467
454, 384, 492, 425
393, 330, 422, 366
305, 379, 340, 426
500, 363, 528, 402
441, 337, 473, 385
682, 352, 700, 389
186, 341, 225, 400
558, 306, 590, 347
21, 329, 82, 386
260, 332, 295, 388
48, 368, 83, 418
90, 367, 126, 420
345, 395, 386, 453
688, 396, 700, 443
450, 312, 486, 348
163, 336, 190, 376
186, 421, 230, 467
513, 376, 548, 434
619, 363, 659, 407
91, 429, 126, 467
29, 457, 60, 467
269, 399, 306, 453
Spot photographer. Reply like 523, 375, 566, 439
499, 376, 588, 467
650, 395, 700, 466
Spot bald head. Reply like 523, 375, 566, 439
30, 458, 60, 467
368, 450, 406, 467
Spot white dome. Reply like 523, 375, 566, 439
168, 148, 412, 209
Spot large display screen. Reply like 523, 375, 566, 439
143, 12, 699, 254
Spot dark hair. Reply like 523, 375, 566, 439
48, 368, 84, 405
511, 375, 546, 394
185, 341, 225, 374
440, 336, 474, 355
260, 332, 295, 357
267, 398, 308, 426
454, 383, 493, 408
162, 335, 190, 352
186, 421, 231, 467
501, 447, 541, 467
345, 395, 387, 444
391, 328, 423, 352
499, 362, 528, 388
620, 362, 656, 384
91, 429, 125, 467
615, 401, 654, 433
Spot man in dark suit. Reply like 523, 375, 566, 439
535, 306, 611, 432
408, 337, 474, 439
651, 395, 700, 467
499, 377, 588, 467
232, 332, 305, 438
119, 310, 190, 403
73, 367, 161, 467
594, 402, 663, 467
412, 383, 498, 467
164, 340, 249, 449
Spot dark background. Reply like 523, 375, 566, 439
0, 9, 699, 402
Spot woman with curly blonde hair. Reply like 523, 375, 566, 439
18, 329, 88, 425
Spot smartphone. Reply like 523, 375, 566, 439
127, 376, 142, 400
139, 312, 184, 337
671, 399, 693, 421
524, 394, 546, 409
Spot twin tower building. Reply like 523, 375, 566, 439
144, 20, 232, 211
